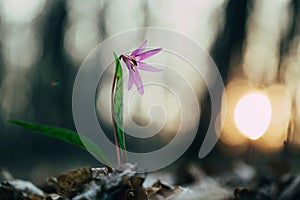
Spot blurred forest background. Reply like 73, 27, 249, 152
1, 0, 300, 183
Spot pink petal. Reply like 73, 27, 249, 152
137, 61, 163, 72
133, 71, 144, 95
136, 48, 162, 61
127, 71, 134, 90
131, 40, 147, 56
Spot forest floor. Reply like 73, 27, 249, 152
1, 156, 300, 200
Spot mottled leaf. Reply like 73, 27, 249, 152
113, 52, 126, 153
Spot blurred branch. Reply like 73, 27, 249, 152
210, 0, 252, 83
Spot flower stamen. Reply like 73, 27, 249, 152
130, 57, 137, 72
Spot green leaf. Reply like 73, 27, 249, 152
7, 120, 112, 167
113, 52, 126, 152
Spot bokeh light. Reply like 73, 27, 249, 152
64, 0, 102, 63
234, 92, 272, 140
64, 20, 101, 63
221, 80, 292, 153
0, 0, 46, 24
257, 84, 291, 152
2, 26, 42, 69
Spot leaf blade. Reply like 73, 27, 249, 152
7, 120, 112, 167
113, 52, 126, 151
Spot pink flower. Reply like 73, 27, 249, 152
119, 40, 162, 95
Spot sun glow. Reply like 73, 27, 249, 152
234, 93, 272, 140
